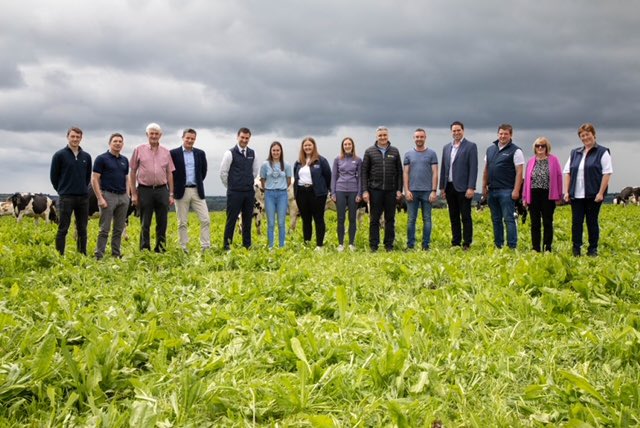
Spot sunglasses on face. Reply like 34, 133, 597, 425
534, 144, 546, 149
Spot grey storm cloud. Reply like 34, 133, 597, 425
0, 0, 639, 194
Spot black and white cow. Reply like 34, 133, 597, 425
632, 187, 640, 206
613, 186, 634, 206
9, 193, 58, 223
237, 178, 265, 235
87, 185, 137, 239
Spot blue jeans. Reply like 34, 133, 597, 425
265, 189, 288, 247
406, 191, 432, 249
488, 189, 517, 248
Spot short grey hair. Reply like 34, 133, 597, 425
146, 123, 162, 133
376, 126, 388, 132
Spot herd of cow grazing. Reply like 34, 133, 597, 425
2, 183, 639, 234
612, 186, 640, 206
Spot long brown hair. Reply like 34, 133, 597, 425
268, 141, 285, 170
298, 137, 319, 164
339, 137, 359, 160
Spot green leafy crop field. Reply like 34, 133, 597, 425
0, 206, 639, 427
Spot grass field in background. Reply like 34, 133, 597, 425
1, 206, 639, 426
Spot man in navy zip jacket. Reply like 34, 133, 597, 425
482, 124, 524, 249
50, 126, 92, 255
362, 126, 403, 251
220, 127, 259, 250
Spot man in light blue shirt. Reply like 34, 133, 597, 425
170, 128, 210, 252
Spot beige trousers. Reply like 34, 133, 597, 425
175, 187, 210, 249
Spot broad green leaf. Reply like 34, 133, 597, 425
33, 334, 56, 379
308, 414, 336, 428
559, 370, 606, 404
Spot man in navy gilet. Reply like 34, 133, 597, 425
482, 124, 524, 249
220, 127, 259, 250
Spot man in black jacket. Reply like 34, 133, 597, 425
362, 126, 403, 251
170, 128, 210, 252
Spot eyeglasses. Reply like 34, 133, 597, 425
534, 144, 546, 149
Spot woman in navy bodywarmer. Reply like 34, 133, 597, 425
563, 123, 613, 257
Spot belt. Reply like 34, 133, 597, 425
185, 185, 197, 188
138, 184, 167, 189
299, 184, 313, 188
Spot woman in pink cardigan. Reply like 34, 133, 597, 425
522, 137, 563, 252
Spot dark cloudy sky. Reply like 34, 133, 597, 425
1, 0, 638, 196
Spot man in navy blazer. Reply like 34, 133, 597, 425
439, 121, 478, 249
170, 128, 210, 252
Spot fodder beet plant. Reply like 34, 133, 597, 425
0, 205, 639, 427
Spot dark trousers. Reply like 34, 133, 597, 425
445, 183, 473, 247
138, 186, 169, 252
529, 188, 556, 252
295, 186, 326, 246
369, 189, 397, 251
570, 197, 602, 254
56, 195, 89, 255
224, 190, 255, 249
335, 191, 357, 246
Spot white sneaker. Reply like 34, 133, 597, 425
337, 245, 344, 252
314, 246, 323, 252
349, 245, 356, 251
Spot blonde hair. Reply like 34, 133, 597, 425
532, 137, 551, 154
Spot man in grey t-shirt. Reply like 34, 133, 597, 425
403, 128, 439, 250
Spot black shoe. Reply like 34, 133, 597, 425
462, 245, 470, 251
572, 248, 581, 257
587, 250, 598, 257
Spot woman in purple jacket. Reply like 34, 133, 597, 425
331, 137, 362, 251
522, 137, 562, 252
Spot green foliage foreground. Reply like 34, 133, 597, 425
0, 206, 639, 427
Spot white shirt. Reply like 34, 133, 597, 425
219, 144, 260, 188
298, 165, 312, 185
563, 151, 612, 198
449, 142, 460, 182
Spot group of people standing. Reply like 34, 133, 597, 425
49, 121, 612, 258
50, 123, 209, 258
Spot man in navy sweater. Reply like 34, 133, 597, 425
50, 126, 92, 255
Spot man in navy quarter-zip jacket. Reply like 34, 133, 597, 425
50, 126, 92, 255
